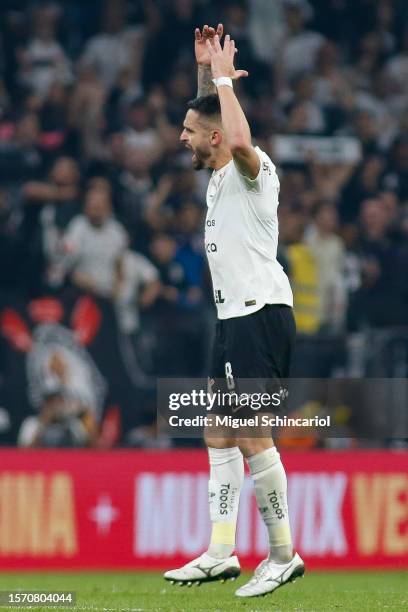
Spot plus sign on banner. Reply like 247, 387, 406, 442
89, 495, 120, 536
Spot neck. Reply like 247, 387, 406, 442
317, 227, 331, 238
212, 150, 233, 171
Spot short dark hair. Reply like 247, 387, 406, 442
187, 94, 221, 118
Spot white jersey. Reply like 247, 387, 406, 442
205, 146, 293, 319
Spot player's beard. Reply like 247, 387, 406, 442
191, 145, 210, 171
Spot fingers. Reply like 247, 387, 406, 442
223, 35, 238, 57
213, 34, 222, 52
197, 23, 224, 41
205, 30, 242, 62
228, 36, 235, 58
203, 25, 215, 40
235, 70, 249, 79
205, 39, 215, 56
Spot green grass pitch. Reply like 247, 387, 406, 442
0, 570, 406, 611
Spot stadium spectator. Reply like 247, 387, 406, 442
80, 0, 145, 92
279, 0, 326, 81
113, 248, 160, 388
381, 134, 408, 202
284, 73, 326, 134
385, 26, 408, 97
17, 4, 72, 99
342, 109, 382, 156
62, 187, 128, 298
305, 202, 346, 331
280, 204, 321, 334
149, 233, 205, 314
68, 63, 107, 160
114, 248, 160, 336
24, 156, 81, 227
248, 0, 286, 63
18, 385, 99, 448
26, 156, 82, 287
340, 155, 386, 222
123, 97, 163, 162
313, 41, 348, 109
0, 112, 44, 183
149, 232, 207, 376
141, 0, 197, 88
39, 81, 74, 161
18, 350, 99, 448
347, 198, 408, 329
116, 144, 156, 246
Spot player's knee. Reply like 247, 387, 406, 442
236, 437, 274, 457
204, 433, 237, 449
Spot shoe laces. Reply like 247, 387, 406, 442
248, 559, 269, 584
185, 553, 207, 568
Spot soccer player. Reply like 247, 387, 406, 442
163, 24, 304, 598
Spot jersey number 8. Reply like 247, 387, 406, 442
225, 361, 235, 390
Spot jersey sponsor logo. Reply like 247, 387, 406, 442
206, 219, 215, 227
214, 289, 225, 304
262, 161, 272, 175
206, 243, 217, 253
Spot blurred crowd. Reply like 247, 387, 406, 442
0, 0, 408, 444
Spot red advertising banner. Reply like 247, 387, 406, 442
0, 450, 407, 570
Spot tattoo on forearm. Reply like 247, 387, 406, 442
197, 65, 216, 97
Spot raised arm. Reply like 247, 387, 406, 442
195, 24, 223, 97
197, 64, 215, 97
207, 34, 260, 180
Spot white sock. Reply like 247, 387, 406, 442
207, 446, 244, 559
247, 447, 293, 563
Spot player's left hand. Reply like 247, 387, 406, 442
206, 34, 249, 80
195, 23, 223, 66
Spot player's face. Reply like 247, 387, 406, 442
180, 110, 212, 170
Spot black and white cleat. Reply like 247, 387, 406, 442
164, 552, 241, 586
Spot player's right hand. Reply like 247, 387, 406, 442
195, 23, 223, 66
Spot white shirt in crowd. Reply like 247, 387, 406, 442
248, 0, 286, 62
81, 26, 144, 90
21, 38, 72, 98
385, 53, 408, 97
124, 127, 162, 162
64, 215, 128, 296
115, 250, 159, 333
282, 30, 326, 78
205, 146, 293, 320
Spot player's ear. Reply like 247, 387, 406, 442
210, 129, 222, 146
